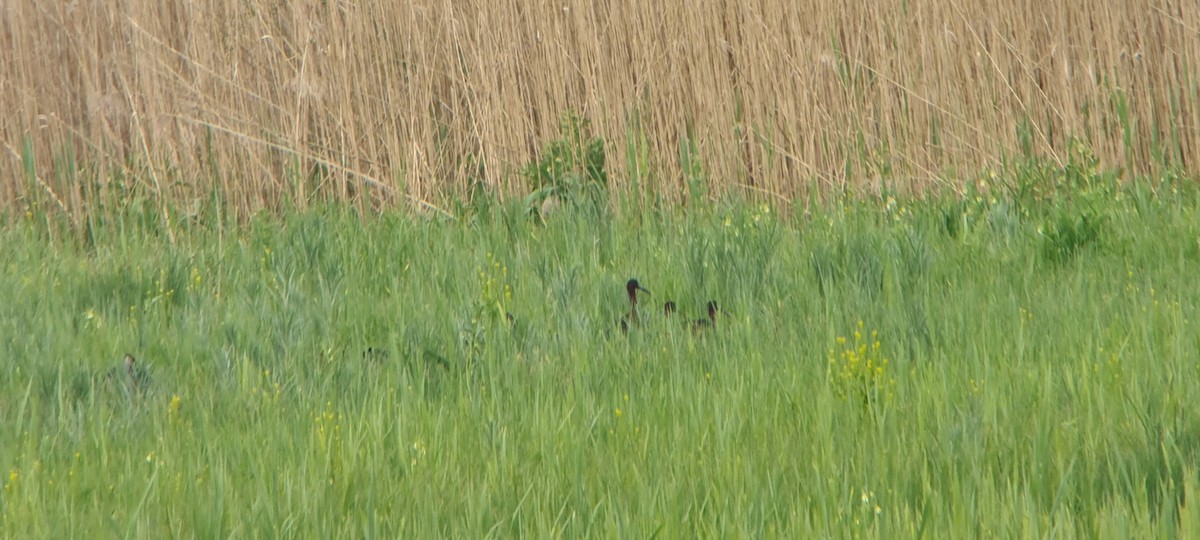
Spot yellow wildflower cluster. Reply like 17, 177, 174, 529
752, 203, 771, 223
314, 401, 343, 447
149, 267, 176, 306
187, 266, 203, 292
722, 203, 774, 237
476, 252, 514, 323
83, 307, 102, 329
4, 468, 16, 494
884, 196, 909, 222
314, 401, 344, 485
410, 439, 427, 468
828, 321, 896, 411
860, 489, 882, 517
167, 394, 184, 423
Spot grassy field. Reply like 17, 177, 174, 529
5, 1, 1199, 536
3, 161, 1200, 536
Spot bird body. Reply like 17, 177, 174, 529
692, 301, 721, 333
663, 301, 677, 317
618, 279, 651, 333
106, 353, 151, 398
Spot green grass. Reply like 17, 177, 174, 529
3, 176, 1200, 537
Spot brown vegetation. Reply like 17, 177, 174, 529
2, 0, 1197, 224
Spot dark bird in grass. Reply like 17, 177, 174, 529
364, 342, 450, 372
663, 301, 678, 317
363, 347, 391, 361
692, 301, 723, 332
107, 353, 151, 398
618, 278, 651, 333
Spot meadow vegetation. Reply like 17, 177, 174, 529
3, 0, 1200, 536
3, 154, 1200, 535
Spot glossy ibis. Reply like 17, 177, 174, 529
692, 301, 722, 332
108, 353, 151, 398
618, 278, 651, 333
363, 347, 391, 361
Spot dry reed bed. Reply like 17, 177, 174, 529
2, 0, 1197, 222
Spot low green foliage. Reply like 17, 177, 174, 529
522, 113, 609, 221
2, 165, 1200, 536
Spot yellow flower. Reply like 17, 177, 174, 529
168, 394, 183, 417
828, 323, 895, 411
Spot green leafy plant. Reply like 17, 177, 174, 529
522, 113, 608, 221
1040, 208, 1103, 263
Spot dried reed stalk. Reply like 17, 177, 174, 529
2, 0, 1196, 222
